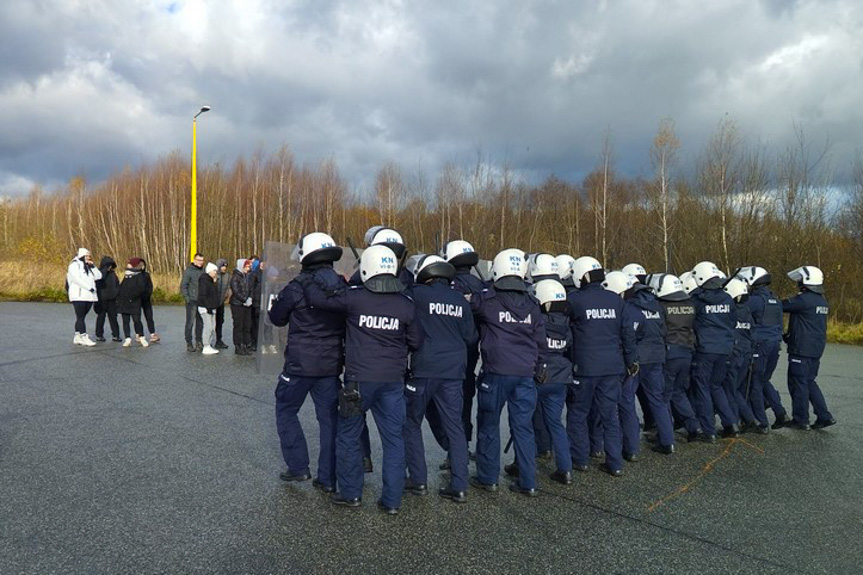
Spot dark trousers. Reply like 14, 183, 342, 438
751, 340, 787, 422
122, 312, 144, 338
404, 378, 468, 491
275, 374, 339, 488
230, 305, 252, 346
725, 353, 756, 424
72, 301, 93, 333
462, 346, 480, 441
691, 352, 737, 432
664, 356, 701, 434
787, 355, 833, 425
619, 374, 641, 456
215, 305, 226, 341
251, 308, 260, 347
476, 372, 537, 490
142, 300, 156, 334
536, 382, 571, 473
336, 381, 405, 508
639, 363, 676, 447
95, 300, 119, 338
568, 375, 623, 471
533, 403, 552, 454
184, 302, 203, 344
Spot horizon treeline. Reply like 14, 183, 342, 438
2, 117, 863, 322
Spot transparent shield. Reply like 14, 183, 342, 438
256, 241, 300, 375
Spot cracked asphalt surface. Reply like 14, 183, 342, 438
1, 302, 861, 574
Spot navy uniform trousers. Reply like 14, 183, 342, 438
536, 381, 572, 473
476, 373, 537, 490
275, 374, 339, 488
568, 375, 624, 472
750, 340, 788, 425
404, 378, 468, 492
724, 354, 757, 425
337, 381, 406, 509
663, 356, 701, 435
621, 363, 675, 451
691, 352, 738, 432
787, 355, 834, 425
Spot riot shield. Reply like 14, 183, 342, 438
256, 241, 300, 375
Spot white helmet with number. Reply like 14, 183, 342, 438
531, 279, 567, 306
365, 226, 406, 258
602, 271, 633, 296
787, 265, 824, 293
651, 273, 688, 301
442, 240, 479, 268
621, 263, 647, 282
724, 277, 749, 301
571, 256, 603, 288
692, 261, 722, 287
528, 253, 560, 281
735, 266, 771, 287
293, 232, 343, 265
555, 254, 575, 280
492, 248, 527, 280
414, 254, 455, 283
360, 245, 398, 280
679, 271, 698, 294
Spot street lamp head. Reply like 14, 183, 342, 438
194, 105, 211, 118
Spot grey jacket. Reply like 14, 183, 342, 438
215, 259, 230, 304
180, 263, 204, 303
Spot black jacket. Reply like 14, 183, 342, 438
96, 257, 120, 301
230, 270, 252, 306
198, 273, 220, 312
117, 269, 147, 315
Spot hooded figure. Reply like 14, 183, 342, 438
94, 256, 120, 341
230, 259, 254, 354
117, 258, 149, 347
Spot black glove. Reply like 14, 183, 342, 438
534, 363, 548, 385
626, 362, 640, 377
338, 380, 362, 418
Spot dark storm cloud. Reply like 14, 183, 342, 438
1, 0, 861, 197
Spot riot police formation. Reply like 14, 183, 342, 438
266, 227, 837, 514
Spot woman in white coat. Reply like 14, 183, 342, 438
67, 247, 102, 346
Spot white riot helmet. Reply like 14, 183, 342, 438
724, 277, 749, 301
442, 240, 479, 268
360, 245, 398, 280
735, 266, 771, 287
555, 254, 575, 280
692, 261, 722, 287
602, 270, 633, 296
405, 253, 427, 277
491, 248, 528, 291
365, 226, 406, 258
414, 254, 455, 284
571, 256, 603, 288
527, 253, 560, 282
650, 273, 688, 301
621, 263, 647, 282
787, 265, 824, 294
293, 232, 343, 265
680, 271, 698, 294
531, 279, 567, 307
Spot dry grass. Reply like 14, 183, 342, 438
0, 261, 183, 303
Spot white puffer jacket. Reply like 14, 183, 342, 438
67, 258, 103, 302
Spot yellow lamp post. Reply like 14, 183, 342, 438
190, 105, 211, 262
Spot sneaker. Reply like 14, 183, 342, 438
73, 333, 84, 346
95, 336, 106, 342
202, 345, 219, 355
112, 336, 123, 342
186, 342, 196, 352
80, 333, 96, 347
123, 338, 132, 347
136, 335, 149, 348
215, 340, 229, 349
195, 341, 204, 352
268, 344, 279, 354
149, 333, 161, 343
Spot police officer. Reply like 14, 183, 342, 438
647, 273, 703, 442
555, 254, 577, 294
350, 225, 414, 287
689, 261, 739, 441
307, 245, 423, 514
469, 248, 545, 496
403, 255, 477, 503
441, 240, 486, 450
268, 233, 346, 492
567, 257, 637, 477
782, 266, 836, 430
722, 277, 765, 433
735, 266, 790, 430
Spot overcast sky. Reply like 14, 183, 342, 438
1, 0, 862, 198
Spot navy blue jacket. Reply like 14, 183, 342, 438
732, 302, 754, 357
408, 279, 477, 380
747, 285, 784, 345
268, 265, 347, 377
452, 268, 486, 296
306, 283, 423, 382
623, 290, 666, 365
537, 310, 574, 384
691, 286, 735, 355
567, 282, 637, 377
783, 290, 828, 358
470, 287, 545, 377
658, 298, 696, 360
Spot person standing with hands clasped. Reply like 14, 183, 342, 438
198, 262, 221, 355
230, 259, 254, 355
67, 248, 102, 346
181, 253, 205, 352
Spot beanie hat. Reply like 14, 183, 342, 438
205, 262, 218, 274
216, 258, 228, 268
128, 257, 144, 268
77, 248, 91, 258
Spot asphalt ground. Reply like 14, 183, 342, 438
1, 302, 861, 574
